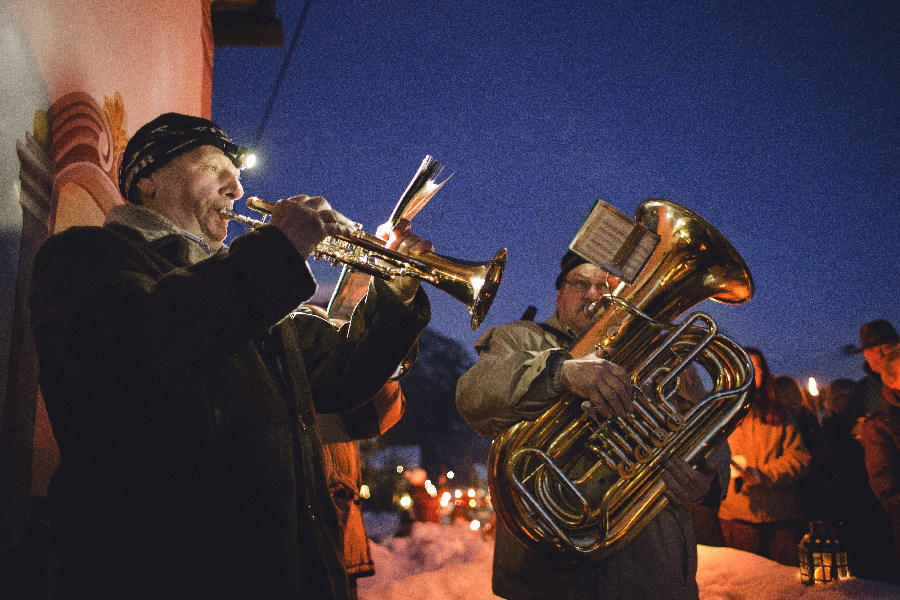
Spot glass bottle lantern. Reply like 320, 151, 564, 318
798, 521, 851, 585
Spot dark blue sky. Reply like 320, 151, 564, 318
212, 0, 898, 387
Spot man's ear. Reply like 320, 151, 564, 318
135, 177, 155, 203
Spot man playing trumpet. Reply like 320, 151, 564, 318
30, 113, 430, 599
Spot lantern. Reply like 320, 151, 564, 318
798, 521, 851, 585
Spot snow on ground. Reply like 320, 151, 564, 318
358, 517, 900, 600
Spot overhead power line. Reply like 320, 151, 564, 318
253, 0, 313, 147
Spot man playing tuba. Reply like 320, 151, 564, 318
456, 250, 730, 600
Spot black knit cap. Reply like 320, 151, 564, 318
118, 112, 242, 203
555, 250, 589, 289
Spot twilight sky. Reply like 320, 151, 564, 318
212, 0, 898, 387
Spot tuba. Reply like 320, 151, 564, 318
487, 199, 754, 559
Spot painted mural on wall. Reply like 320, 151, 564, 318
0, 4, 50, 432
0, 6, 52, 512
31, 91, 130, 494
2, 1, 135, 500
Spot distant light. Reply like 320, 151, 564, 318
468, 499, 477, 508
470, 519, 481, 531
446, 471, 455, 479
440, 492, 451, 508
399, 494, 412, 508
360, 485, 370, 500
454, 489, 463, 499
424, 479, 438, 497
808, 377, 820, 397
467, 488, 476, 498
396, 465, 404, 473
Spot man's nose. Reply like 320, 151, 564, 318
584, 284, 604, 300
222, 172, 243, 200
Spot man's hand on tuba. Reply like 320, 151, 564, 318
661, 458, 715, 505
559, 355, 633, 419
559, 355, 717, 506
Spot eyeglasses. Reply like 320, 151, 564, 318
562, 278, 609, 294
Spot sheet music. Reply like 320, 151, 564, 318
569, 201, 659, 284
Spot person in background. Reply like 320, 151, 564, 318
319, 381, 406, 598
293, 303, 408, 599
29, 113, 431, 600
719, 349, 810, 566
777, 373, 819, 455
856, 343, 900, 582
847, 320, 899, 417
799, 377, 898, 583
456, 250, 730, 600
797, 378, 855, 521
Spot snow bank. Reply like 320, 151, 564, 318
359, 519, 900, 600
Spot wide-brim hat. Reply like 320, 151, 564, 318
845, 319, 898, 354
118, 112, 242, 203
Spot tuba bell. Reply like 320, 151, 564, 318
487, 199, 754, 559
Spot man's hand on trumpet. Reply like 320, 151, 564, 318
376, 218, 434, 304
269, 195, 356, 258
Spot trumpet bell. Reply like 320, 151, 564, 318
430, 247, 507, 330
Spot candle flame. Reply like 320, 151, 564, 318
807, 377, 819, 397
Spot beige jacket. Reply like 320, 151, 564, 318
718, 412, 810, 523
456, 313, 728, 600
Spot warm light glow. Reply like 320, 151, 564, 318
470, 519, 481, 531
396, 465, 404, 473
446, 471, 455, 479
399, 494, 412, 508
424, 479, 438, 497
454, 489, 463, 499
467, 488, 476, 498
359, 484, 370, 500
440, 492, 451, 508
807, 377, 819, 397
468, 499, 477, 508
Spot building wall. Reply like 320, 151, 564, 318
5, 0, 212, 124
0, 2, 217, 590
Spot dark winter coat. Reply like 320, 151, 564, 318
30, 218, 429, 600
857, 390, 900, 570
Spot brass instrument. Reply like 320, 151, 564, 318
219, 197, 506, 330
487, 199, 754, 559
328, 155, 451, 324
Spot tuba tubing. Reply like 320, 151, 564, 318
220, 197, 506, 330
487, 199, 754, 559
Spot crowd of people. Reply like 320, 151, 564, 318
27, 110, 898, 600
691, 322, 900, 585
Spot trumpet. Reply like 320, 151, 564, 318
219, 197, 506, 330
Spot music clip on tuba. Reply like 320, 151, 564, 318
487, 199, 754, 560
219, 189, 506, 330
